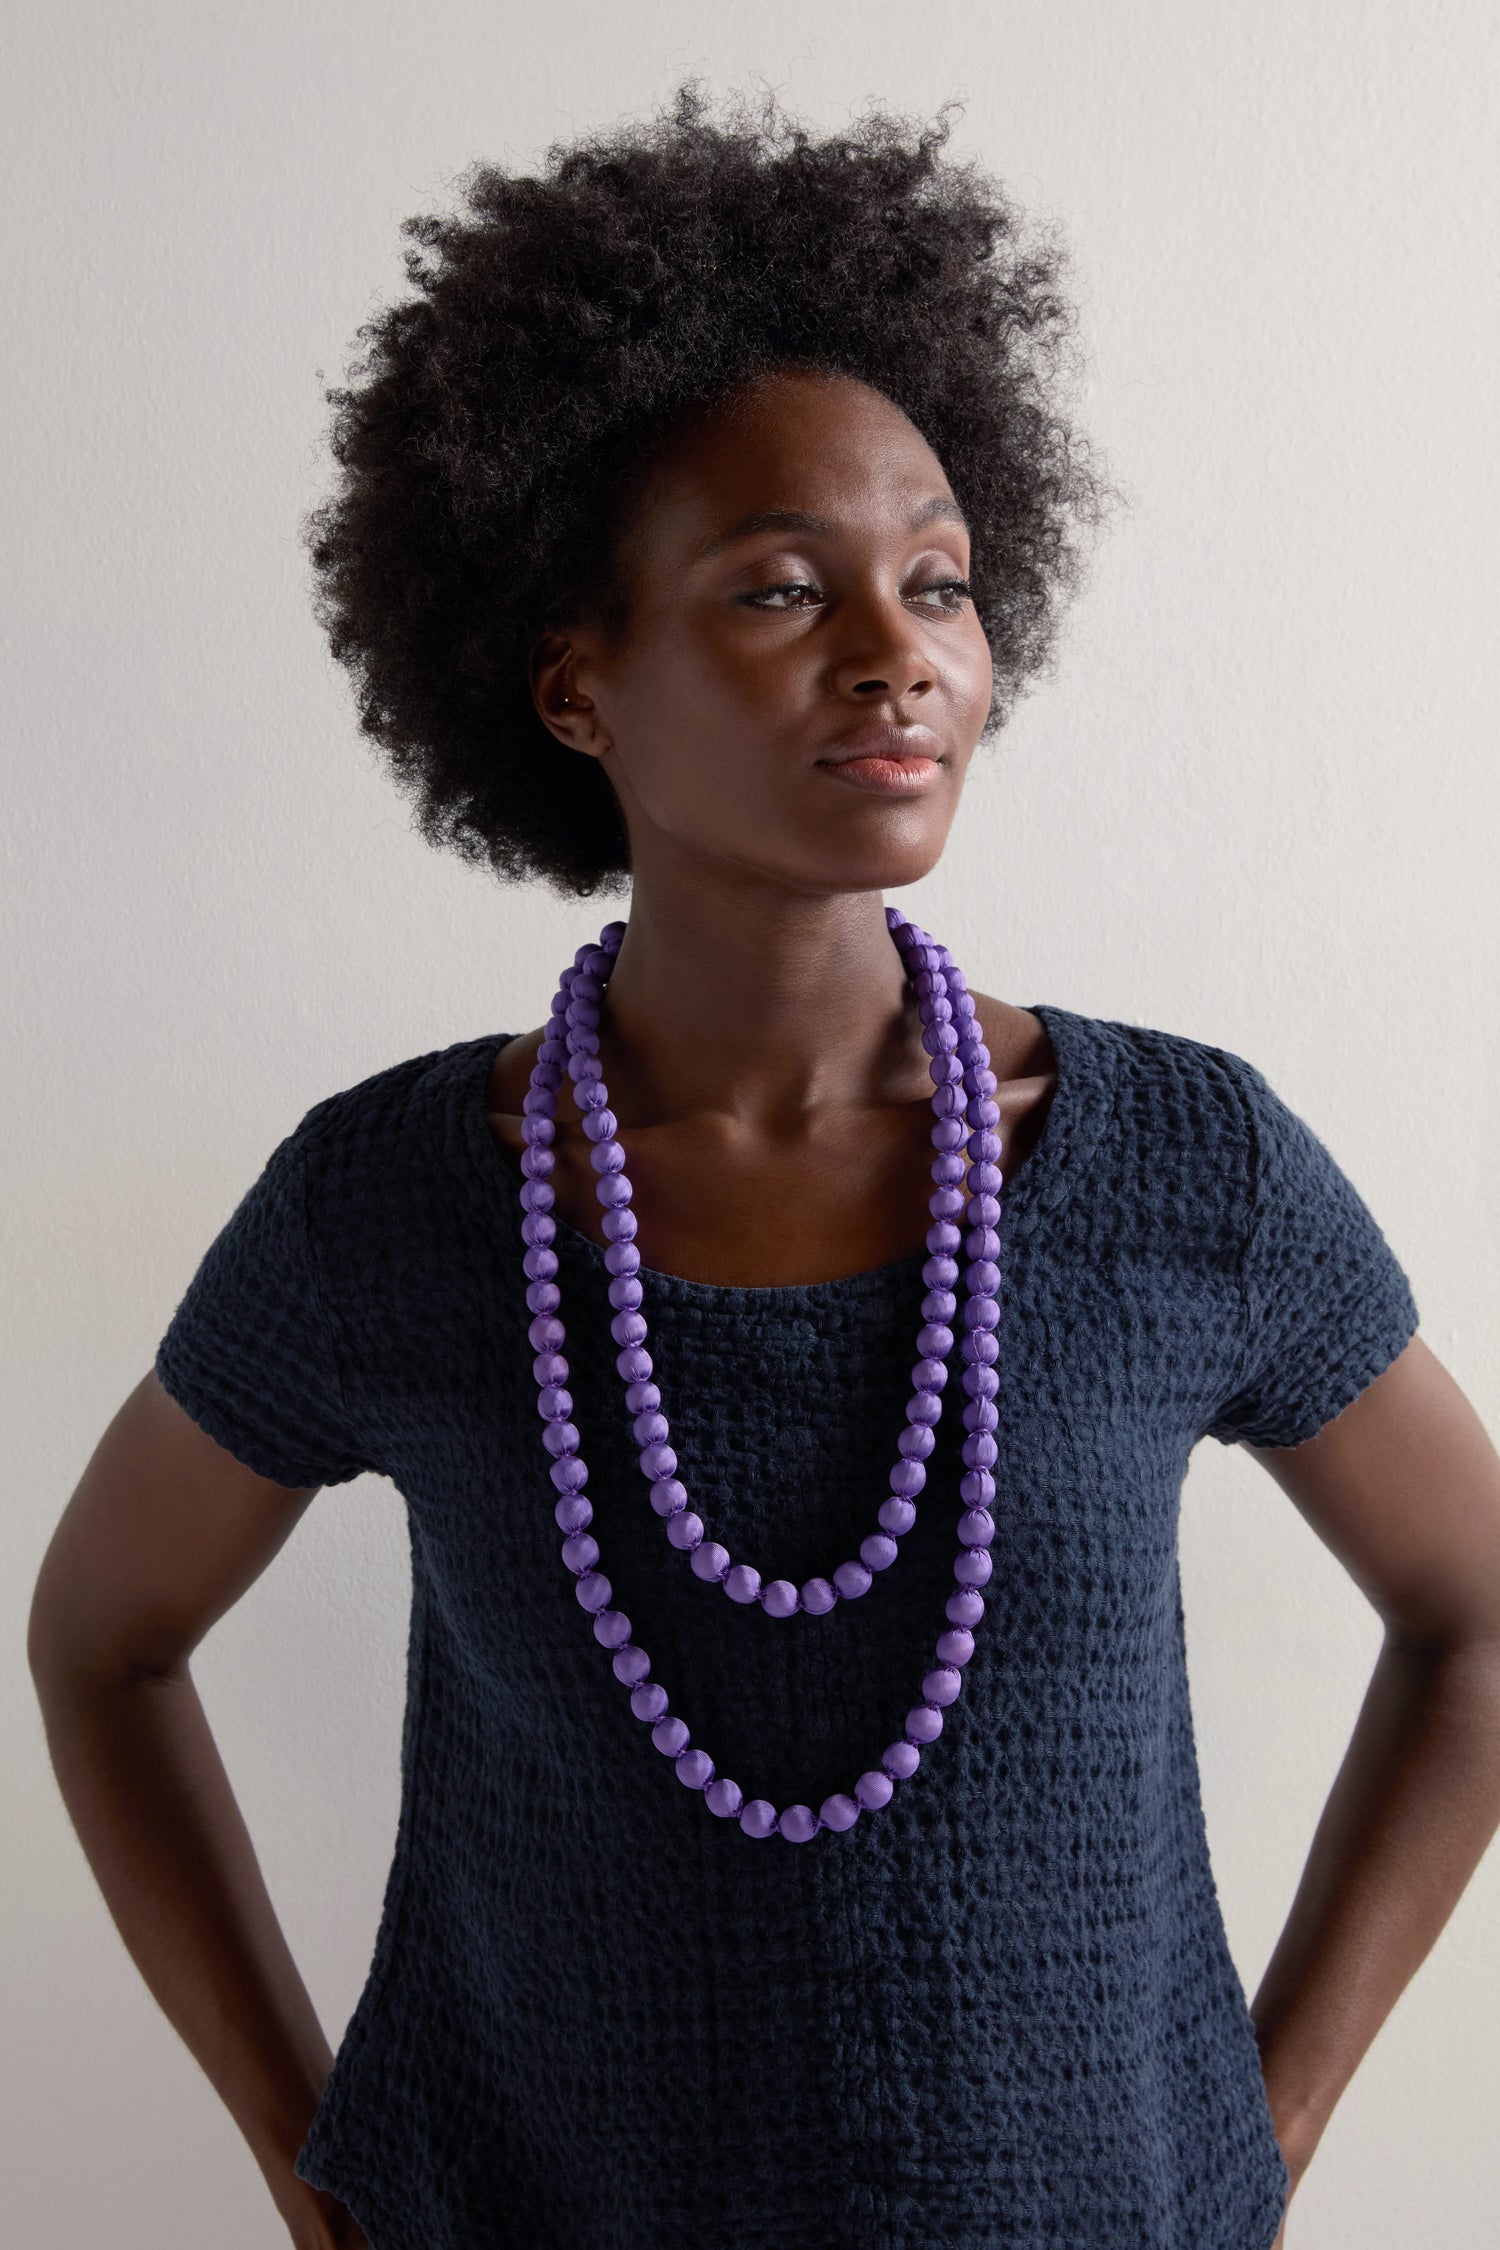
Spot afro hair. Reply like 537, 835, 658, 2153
308, 78, 1110, 899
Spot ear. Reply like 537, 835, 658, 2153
529, 629, 610, 761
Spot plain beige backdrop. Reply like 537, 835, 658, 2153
4, 3, 1497, 2242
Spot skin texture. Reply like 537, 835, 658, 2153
28, 368, 1500, 2249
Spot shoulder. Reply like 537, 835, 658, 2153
275, 1032, 504, 1231
1044, 1000, 1263, 1151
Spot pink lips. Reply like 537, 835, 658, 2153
816, 725, 944, 797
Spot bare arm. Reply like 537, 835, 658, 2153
1239, 1334, 1500, 2239
27, 1371, 370, 2250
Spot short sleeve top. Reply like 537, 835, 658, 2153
152, 1003, 1419, 2250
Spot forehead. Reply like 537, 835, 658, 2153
622, 372, 954, 564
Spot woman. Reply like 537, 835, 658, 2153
27, 81, 1500, 2250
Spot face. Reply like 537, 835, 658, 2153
530, 369, 994, 898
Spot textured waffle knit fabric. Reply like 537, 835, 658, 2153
153, 1001, 1420, 2250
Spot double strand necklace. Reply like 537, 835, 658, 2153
515, 906, 1003, 1842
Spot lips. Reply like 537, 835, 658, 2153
817, 723, 942, 767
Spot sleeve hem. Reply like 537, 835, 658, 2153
1208, 1295, 1419, 1452
153, 1340, 370, 1490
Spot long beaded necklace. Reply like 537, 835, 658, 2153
515, 906, 1003, 1842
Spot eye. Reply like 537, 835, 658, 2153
738, 577, 974, 613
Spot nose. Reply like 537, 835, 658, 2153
828, 585, 937, 703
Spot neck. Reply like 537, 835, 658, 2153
588, 875, 929, 1132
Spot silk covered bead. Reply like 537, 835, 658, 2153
905, 1704, 943, 1743
833, 1560, 872, 1600
883, 1740, 920, 1779
575, 1572, 612, 1612
878, 1497, 917, 1537
666, 1511, 704, 1550
725, 1564, 761, 1604
651, 1716, 689, 1758
819, 1793, 860, 1832
936, 1627, 975, 1666
855, 1770, 893, 1810
676, 1749, 714, 1790
800, 1577, 836, 1615
860, 1534, 898, 1572
739, 1799, 778, 1838
762, 1579, 799, 1618
691, 1541, 730, 1583
778, 1805, 818, 1843
922, 1666, 962, 1707
630, 1682, 667, 1722
704, 1777, 744, 1819
561, 1532, 599, 1573
592, 1610, 632, 1649
612, 1646, 650, 1685
954, 1548, 993, 1588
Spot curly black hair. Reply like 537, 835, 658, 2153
308, 79, 1111, 899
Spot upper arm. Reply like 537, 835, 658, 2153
27, 1370, 321, 1686
1246, 1333, 1500, 1649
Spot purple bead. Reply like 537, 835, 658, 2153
562, 1532, 599, 1574
953, 1548, 993, 1588
819, 1793, 861, 1833
554, 1494, 593, 1533
592, 1609, 632, 1649
859, 1534, 899, 1573
705, 1777, 744, 1819
639, 1442, 676, 1480
739, 1799, 778, 1839
957, 1508, 995, 1548
889, 1456, 927, 1497
800, 1577, 836, 1615
946, 1587, 985, 1628
906, 1703, 943, 1743
575, 1571, 612, 1613
725, 1564, 762, 1605
630, 1682, 668, 1722
922, 1666, 962, 1707
690, 1540, 730, 1583
612, 1645, 650, 1685
649, 1478, 687, 1518
652, 1715, 689, 1758
832, 1560, 872, 1601
936, 1626, 975, 1666
778, 1804, 819, 1843
882, 1740, 921, 1779
762, 1579, 799, 1618
676, 1748, 714, 1790
878, 1497, 917, 1537
666, 1511, 704, 1551
855, 1770, 894, 1811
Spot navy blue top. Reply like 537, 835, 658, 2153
153, 1002, 1420, 2250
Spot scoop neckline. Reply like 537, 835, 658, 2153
459, 1001, 1115, 1309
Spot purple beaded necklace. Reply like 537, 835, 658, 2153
516, 905, 1003, 1843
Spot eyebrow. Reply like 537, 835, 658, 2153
694, 495, 971, 563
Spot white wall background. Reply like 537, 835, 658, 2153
4, 3, 1497, 2243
